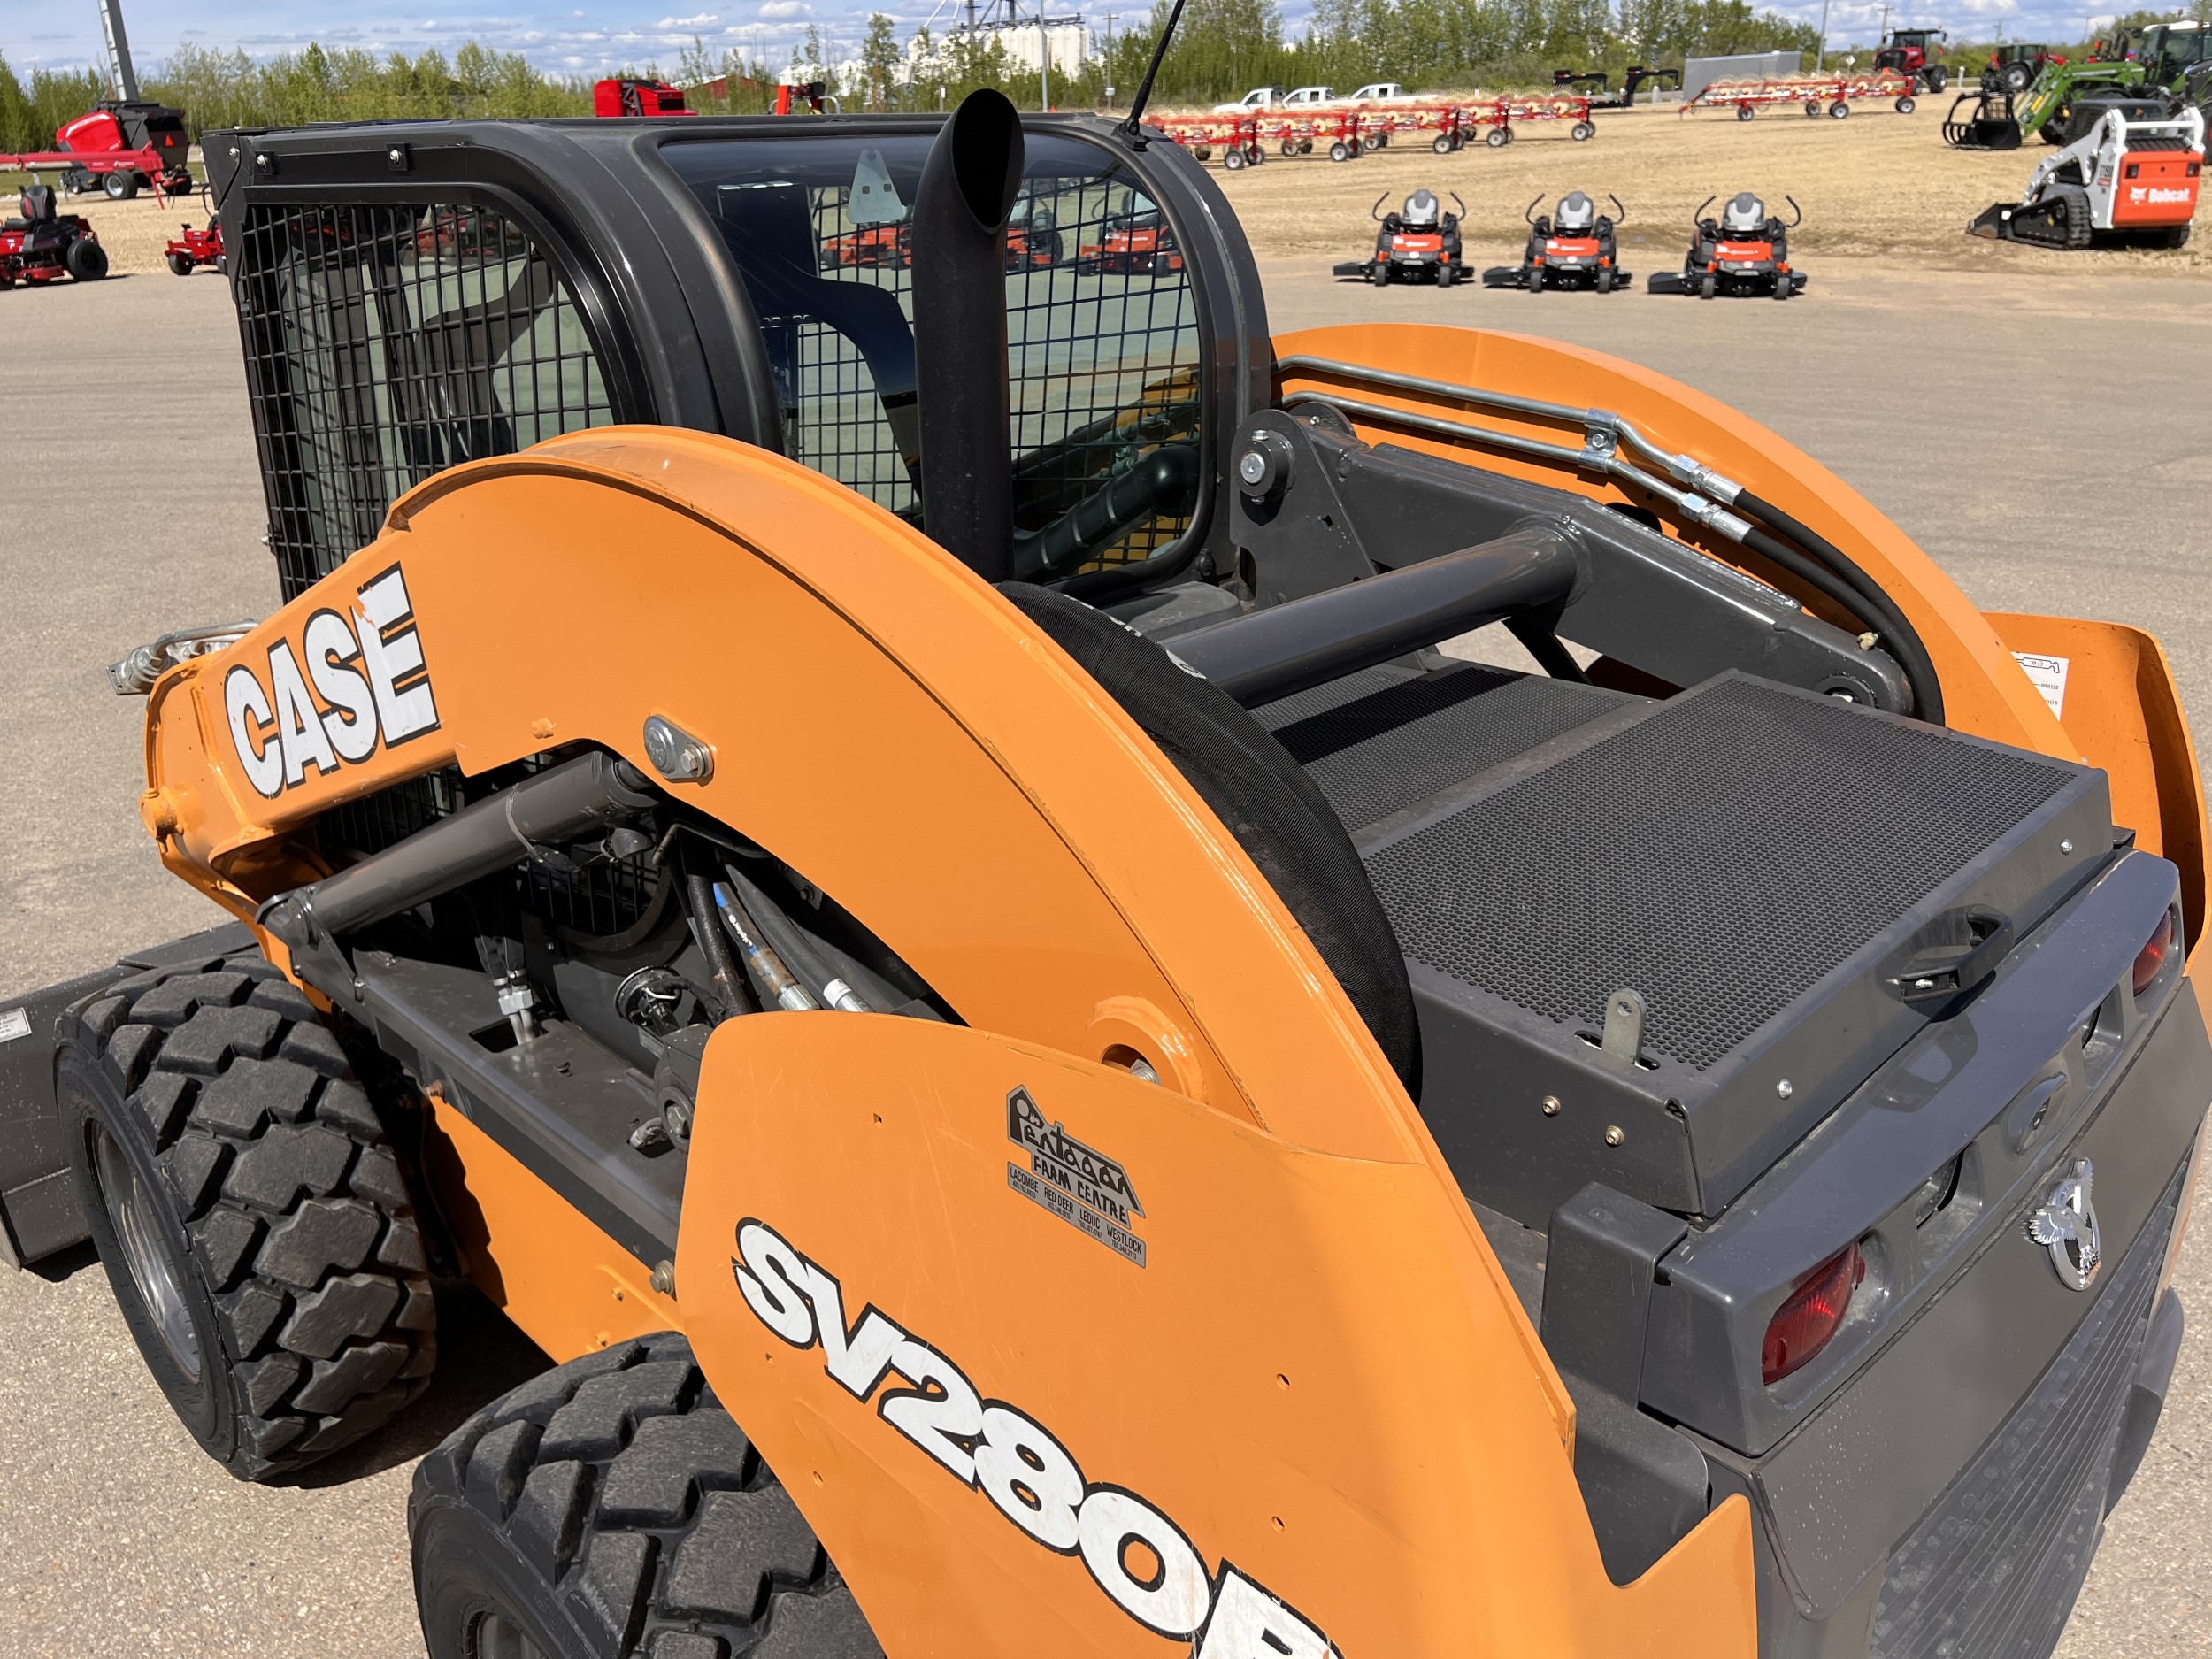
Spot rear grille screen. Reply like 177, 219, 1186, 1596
233, 202, 618, 601
1363, 677, 2078, 1070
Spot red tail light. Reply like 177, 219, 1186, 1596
2133, 911, 2176, 995
1762, 1243, 1865, 1385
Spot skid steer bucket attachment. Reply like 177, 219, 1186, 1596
1945, 88, 2024, 148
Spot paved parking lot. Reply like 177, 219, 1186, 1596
0, 263, 2206, 1655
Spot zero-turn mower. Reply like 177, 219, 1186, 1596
1480, 191, 1630, 290
3, 82, 2208, 1659
1970, 106, 2204, 249
0, 184, 109, 288
1333, 188, 1466, 285
1648, 192, 1806, 297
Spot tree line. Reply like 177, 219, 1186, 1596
0, 1, 2139, 150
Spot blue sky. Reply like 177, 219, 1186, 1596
1, 0, 2142, 81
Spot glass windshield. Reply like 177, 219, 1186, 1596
659, 129, 1202, 581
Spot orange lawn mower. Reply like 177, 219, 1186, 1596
1648, 192, 1808, 298
1481, 191, 1631, 291
1333, 188, 1468, 285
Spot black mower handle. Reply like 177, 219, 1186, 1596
1784, 194, 1803, 227
1371, 190, 1391, 221
1451, 192, 1467, 219
1694, 194, 1717, 224
1524, 193, 1547, 225
1608, 193, 1627, 224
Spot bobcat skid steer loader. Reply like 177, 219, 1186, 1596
2, 89, 2207, 1659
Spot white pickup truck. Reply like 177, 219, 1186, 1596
1348, 81, 1411, 101
1212, 85, 1287, 111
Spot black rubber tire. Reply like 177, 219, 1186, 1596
1895, 96, 1916, 114
167, 251, 194, 277
103, 169, 138, 200
1329, 141, 1350, 162
1224, 147, 1244, 170
56, 950, 436, 1479
1829, 100, 1851, 119
1700, 272, 1717, 299
1571, 120, 1595, 140
2001, 61, 2033, 95
2163, 223, 2193, 250
66, 237, 109, 281
1486, 126, 1510, 146
1802, 100, 1819, 117
1595, 267, 1614, 293
1527, 265, 1545, 292
998, 584, 1420, 1092
1928, 66, 1948, 94
412, 1333, 882, 1659
1432, 134, 1453, 153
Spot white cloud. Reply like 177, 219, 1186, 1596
757, 0, 811, 17
658, 11, 720, 23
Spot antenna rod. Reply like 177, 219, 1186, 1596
1116, 0, 1187, 140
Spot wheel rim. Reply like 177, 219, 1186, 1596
95, 1125, 200, 1380
472, 1610, 549, 1659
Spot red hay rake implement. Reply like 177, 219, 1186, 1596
1469, 95, 1599, 147
1152, 112, 1265, 169
1684, 70, 1921, 121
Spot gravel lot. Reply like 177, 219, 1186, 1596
0, 241, 2206, 1656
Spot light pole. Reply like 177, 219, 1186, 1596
1817, 0, 1830, 69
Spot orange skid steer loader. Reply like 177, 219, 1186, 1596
2, 88, 2208, 1659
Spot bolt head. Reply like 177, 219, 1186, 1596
1541, 1094, 1563, 1116
1603, 1125, 1625, 1147
2060, 838, 2074, 855
1777, 1079, 1794, 1099
642, 714, 712, 783
1238, 449, 1268, 485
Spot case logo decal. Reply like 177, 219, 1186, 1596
224, 564, 441, 798
733, 1218, 1341, 1658
1006, 1086, 1146, 1266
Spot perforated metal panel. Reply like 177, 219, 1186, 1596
1363, 677, 2080, 1071
1263, 663, 1635, 833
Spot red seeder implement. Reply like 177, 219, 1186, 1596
1684, 70, 1920, 120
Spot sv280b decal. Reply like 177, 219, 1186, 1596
732, 1218, 1343, 1658
224, 564, 441, 798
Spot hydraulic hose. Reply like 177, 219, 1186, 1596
1733, 488, 1947, 725
685, 871, 757, 1019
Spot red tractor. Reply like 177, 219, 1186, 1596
164, 188, 224, 275
0, 185, 109, 288
1874, 27, 1951, 93
1481, 190, 1631, 291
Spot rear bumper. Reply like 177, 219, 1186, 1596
1698, 987, 2208, 1658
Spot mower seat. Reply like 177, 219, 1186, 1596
19, 185, 57, 224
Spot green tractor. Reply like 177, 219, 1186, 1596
2048, 21, 2212, 144
1945, 21, 2212, 150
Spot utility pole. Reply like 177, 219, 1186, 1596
98, 0, 139, 101
1816, 0, 1829, 69
1041, 0, 1050, 110
1102, 9, 1117, 107
1877, 1, 1890, 46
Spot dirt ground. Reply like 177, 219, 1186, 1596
1203, 101, 2212, 275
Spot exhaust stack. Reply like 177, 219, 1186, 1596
912, 88, 1025, 582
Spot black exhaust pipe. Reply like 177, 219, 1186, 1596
913, 88, 1025, 583
261, 751, 656, 946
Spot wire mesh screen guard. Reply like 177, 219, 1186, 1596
234, 202, 617, 603
1361, 676, 2079, 1071
775, 166, 1204, 570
